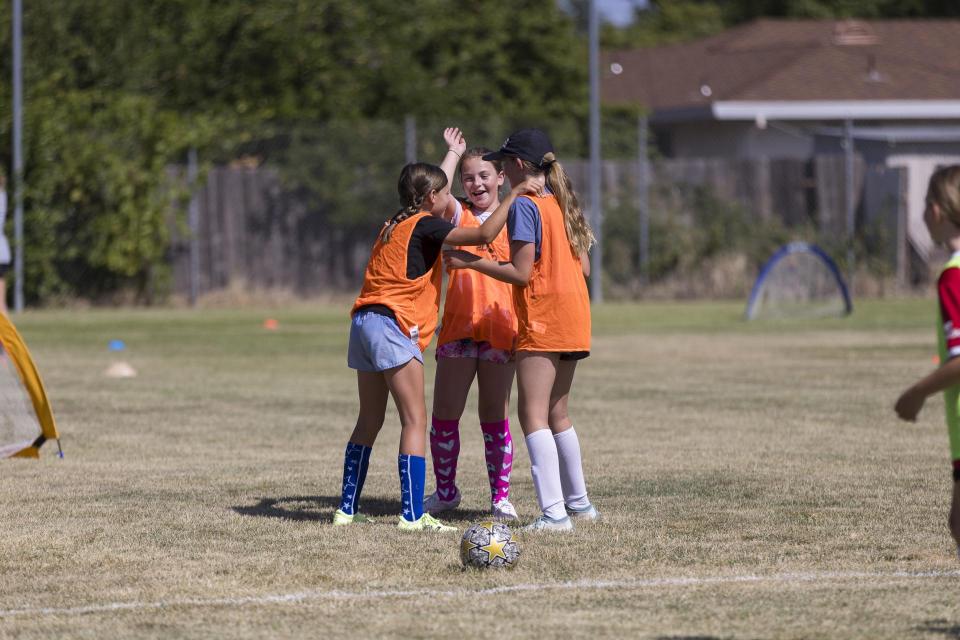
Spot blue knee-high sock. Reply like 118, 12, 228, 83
339, 442, 371, 515
398, 454, 425, 522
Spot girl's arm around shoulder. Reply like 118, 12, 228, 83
443, 177, 545, 247
580, 250, 590, 278
443, 240, 535, 286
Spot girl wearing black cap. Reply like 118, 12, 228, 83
444, 128, 599, 531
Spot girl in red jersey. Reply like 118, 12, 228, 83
334, 154, 542, 532
445, 128, 600, 531
895, 165, 960, 557
424, 128, 519, 521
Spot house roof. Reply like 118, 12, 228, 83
603, 19, 960, 120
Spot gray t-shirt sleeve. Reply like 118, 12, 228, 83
506, 196, 541, 260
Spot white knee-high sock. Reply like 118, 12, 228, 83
554, 427, 590, 510
525, 429, 567, 520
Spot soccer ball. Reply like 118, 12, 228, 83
459, 521, 521, 569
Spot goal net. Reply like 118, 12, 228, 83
0, 343, 42, 457
745, 242, 852, 320
0, 314, 60, 458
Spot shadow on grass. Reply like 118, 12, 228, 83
232, 495, 394, 520
231, 495, 492, 522
917, 620, 960, 638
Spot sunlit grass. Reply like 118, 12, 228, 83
1, 298, 957, 639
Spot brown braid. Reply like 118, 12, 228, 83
382, 163, 448, 243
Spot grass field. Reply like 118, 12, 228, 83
3, 299, 960, 639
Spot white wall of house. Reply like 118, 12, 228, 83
744, 123, 817, 159
663, 121, 815, 159
887, 154, 960, 262
664, 119, 960, 162
655, 116, 960, 268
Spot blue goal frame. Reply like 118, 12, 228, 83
744, 242, 853, 320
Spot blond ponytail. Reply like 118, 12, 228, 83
541, 154, 595, 256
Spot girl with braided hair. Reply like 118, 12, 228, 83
444, 128, 600, 531
334, 150, 544, 532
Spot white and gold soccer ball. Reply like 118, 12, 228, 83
459, 521, 521, 569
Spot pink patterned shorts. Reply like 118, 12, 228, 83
435, 339, 513, 364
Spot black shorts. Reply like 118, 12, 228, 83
0, 263, 10, 278
560, 351, 589, 361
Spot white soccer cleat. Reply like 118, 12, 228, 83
522, 514, 574, 532
423, 489, 461, 514
566, 503, 601, 522
492, 498, 519, 521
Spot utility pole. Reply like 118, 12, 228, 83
405, 116, 417, 165
638, 114, 649, 285
588, 0, 603, 302
12, 0, 24, 312
844, 119, 855, 287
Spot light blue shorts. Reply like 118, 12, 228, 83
347, 310, 423, 372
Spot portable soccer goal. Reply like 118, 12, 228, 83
744, 242, 852, 320
0, 313, 61, 458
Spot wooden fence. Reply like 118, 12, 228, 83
169, 154, 906, 299
169, 166, 372, 298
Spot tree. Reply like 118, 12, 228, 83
0, 0, 592, 302
601, 1, 726, 48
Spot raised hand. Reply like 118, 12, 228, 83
444, 127, 466, 157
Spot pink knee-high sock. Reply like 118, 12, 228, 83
481, 419, 513, 504
430, 416, 461, 500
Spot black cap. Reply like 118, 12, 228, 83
482, 128, 554, 167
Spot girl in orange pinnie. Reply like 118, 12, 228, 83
444, 128, 599, 531
425, 128, 519, 521
334, 143, 541, 532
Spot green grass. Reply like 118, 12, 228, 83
2, 298, 959, 639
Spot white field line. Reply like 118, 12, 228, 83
1, 569, 958, 619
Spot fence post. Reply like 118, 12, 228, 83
896, 167, 908, 288
844, 119, 855, 287
637, 114, 649, 285
405, 115, 417, 164
187, 148, 200, 307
